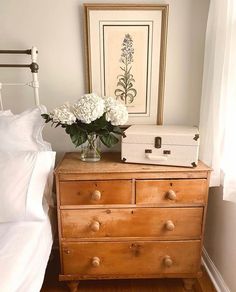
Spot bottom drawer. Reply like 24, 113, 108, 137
61, 240, 201, 276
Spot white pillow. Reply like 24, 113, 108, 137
0, 105, 51, 151
25, 151, 56, 220
0, 151, 56, 223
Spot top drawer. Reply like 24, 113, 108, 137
136, 179, 207, 205
59, 180, 132, 205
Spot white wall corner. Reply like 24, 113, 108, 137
202, 247, 231, 292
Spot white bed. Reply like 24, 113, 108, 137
0, 215, 53, 292
0, 143, 56, 292
0, 150, 56, 292
0, 48, 55, 292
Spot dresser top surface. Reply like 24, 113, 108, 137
55, 152, 211, 175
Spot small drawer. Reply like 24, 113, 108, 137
61, 207, 203, 239
61, 240, 201, 276
59, 180, 132, 205
136, 179, 207, 205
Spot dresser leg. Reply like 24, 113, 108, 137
183, 278, 195, 291
67, 280, 79, 292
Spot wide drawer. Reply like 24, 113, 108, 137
61, 207, 203, 239
59, 180, 132, 205
61, 240, 201, 276
136, 179, 207, 205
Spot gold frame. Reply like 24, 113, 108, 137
84, 3, 169, 125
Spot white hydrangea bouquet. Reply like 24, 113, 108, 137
42, 93, 128, 161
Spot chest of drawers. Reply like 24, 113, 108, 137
55, 152, 211, 291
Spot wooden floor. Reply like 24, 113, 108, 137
41, 253, 216, 292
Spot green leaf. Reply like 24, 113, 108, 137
94, 114, 107, 128
100, 133, 119, 148
66, 124, 77, 135
65, 124, 87, 147
112, 126, 123, 135
65, 125, 72, 134
97, 129, 110, 136
70, 130, 87, 147
41, 113, 52, 123
41, 113, 49, 119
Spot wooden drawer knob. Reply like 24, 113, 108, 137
163, 255, 173, 267
91, 190, 101, 201
165, 220, 175, 231
166, 189, 176, 200
91, 256, 100, 267
90, 221, 100, 232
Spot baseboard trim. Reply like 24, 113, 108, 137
202, 247, 231, 292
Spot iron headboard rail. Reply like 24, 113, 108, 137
0, 47, 39, 110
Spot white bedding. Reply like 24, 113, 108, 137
0, 105, 55, 291
0, 215, 53, 292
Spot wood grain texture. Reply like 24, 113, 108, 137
61, 240, 201, 276
136, 179, 207, 205
66, 281, 79, 292
55, 152, 211, 177
183, 278, 196, 290
55, 152, 211, 288
61, 207, 203, 239
60, 180, 132, 205
41, 253, 216, 292
195, 265, 216, 292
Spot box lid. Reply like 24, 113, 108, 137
123, 125, 200, 146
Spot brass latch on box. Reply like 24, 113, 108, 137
145, 149, 152, 153
155, 137, 162, 148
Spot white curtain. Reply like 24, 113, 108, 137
199, 0, 236, 202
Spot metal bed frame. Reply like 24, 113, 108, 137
0, 47, 39, 110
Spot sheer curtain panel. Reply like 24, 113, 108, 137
199, 0, 236, 202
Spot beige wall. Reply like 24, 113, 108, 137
204, 187, 236, 292
0, 0, 209, 153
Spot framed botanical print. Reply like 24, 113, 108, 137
84, 3, 168, 125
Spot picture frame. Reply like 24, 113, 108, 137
84, 3, 168, 125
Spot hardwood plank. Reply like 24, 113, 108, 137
197, 266, 216, 292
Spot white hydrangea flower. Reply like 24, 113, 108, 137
73, 93, 105, 124
104, 96, 117, 111
49, 104, 76, 125
105, 100, 128, 126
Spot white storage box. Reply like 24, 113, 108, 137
121, 125, 200, 167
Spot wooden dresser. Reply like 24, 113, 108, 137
55, 152, 211, 291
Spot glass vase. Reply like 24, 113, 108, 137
80, 133, 101, 162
